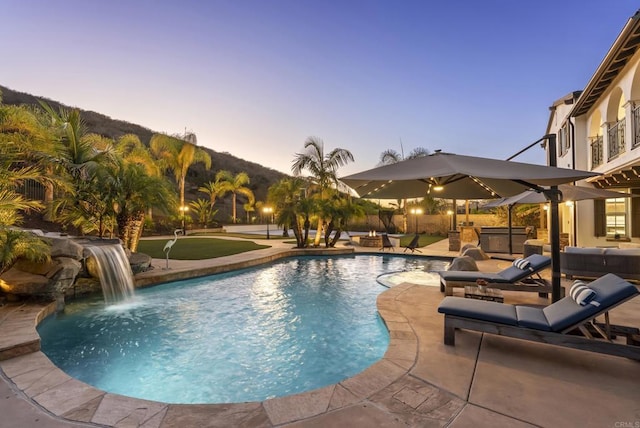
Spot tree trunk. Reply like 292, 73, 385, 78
303, 217, 310, 248
324, 220, 335, 248
129, 212, 146, 252
232, 193, 237, 223
313, 218, 323, 247
291, 216, 304, 248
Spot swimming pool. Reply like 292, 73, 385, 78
37, 254, 449, 404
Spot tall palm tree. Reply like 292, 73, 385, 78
291, 137, 354, 246
378, 146, 430, 233
216, 170, 255, 223
150, 133, 212, 211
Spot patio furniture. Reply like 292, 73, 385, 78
403, 234, 422, 253
439, 254, 553, 297
379, 234, 395, 251
560, 246, 640, 281
437, 273, 640, 360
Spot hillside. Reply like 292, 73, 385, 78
0, 84, 287, 205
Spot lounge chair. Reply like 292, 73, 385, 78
403, 234, 422, 253
380, 234, 395, 251
439, 254, 553, 296
437, 273, 640, 360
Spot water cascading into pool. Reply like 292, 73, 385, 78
85, 244, 135, 303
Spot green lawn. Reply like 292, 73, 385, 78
137, 238, 270, 260
398, 234, 445, 247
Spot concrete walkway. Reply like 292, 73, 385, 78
1, 235, 639, 427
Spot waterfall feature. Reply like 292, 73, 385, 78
85, 244, 135, 303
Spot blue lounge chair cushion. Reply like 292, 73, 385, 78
437, 297, 518, 326
439, 254, 551, 283
515, 306, 551, 331
543, 273, 639, 331
438, 273, 639, 333
438, 271, 512, 283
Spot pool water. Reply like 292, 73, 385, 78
38, 255, 449, 404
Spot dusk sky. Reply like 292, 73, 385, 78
2, 1, 638, 176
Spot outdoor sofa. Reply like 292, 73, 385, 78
437, 273, 640, 360
560, 246, 640, 281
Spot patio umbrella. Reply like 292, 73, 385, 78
341, 151, 600, 302
483, 184, 631, 208
341, 151, 598, 200
483, 184, 633, 254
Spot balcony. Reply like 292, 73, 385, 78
591, 136, 603, 169
633, 104, 640, 149
607, 118, 625, 160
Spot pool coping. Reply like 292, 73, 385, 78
0, 246, 439, 427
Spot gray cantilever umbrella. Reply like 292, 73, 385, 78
341, 151, 598, 200
341, 151, 600, 302
483, 184, 632, 254
483, 184, 631, 207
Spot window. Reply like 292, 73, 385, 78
605, 198, 627, 238
558, 122, 570, 156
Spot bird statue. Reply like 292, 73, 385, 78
163, 229, 182, 269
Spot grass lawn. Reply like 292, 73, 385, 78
398, 234, 445, 247
137, 238, 270, 260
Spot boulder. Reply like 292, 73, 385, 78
129, 252, 152, 274
48, 258, 82, 295
448, 256, 478, 271
0, 268, 49, 296
13, 258, 56, 276
461, 247, 490, 261
459, 244, 477, 255
48, 237, 84, 260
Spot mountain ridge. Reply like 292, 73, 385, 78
0, 84, 287, 203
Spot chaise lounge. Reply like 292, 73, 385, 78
439, 254, 553, 296
437, 273, 640, 360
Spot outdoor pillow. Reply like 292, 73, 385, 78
569, 280, 596, 306
513, 258, 531, 270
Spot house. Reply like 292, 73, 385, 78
545, 9, 640, 247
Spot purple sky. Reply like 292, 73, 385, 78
2, 1, 637, 176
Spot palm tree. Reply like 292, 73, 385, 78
379, 146, 430, 233
150, 133, 212, 211
243, 201, 255, 224
322, 195, 366, 247
291, 137, 354, 246
189, 198, 217, 228
0, 228, 50, 275
199, 171, 232, 210
216, 170, 255, 223
267, 177, 307, 247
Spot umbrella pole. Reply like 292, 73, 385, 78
547, 134, 562, 302
508, 204, 513, 255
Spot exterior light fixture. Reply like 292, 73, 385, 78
263, 207, 273, 239
410, 208, 423, 233
179, 206, 189, 233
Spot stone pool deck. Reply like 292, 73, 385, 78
1, 236, 639, 427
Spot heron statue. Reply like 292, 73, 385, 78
163, 229, 182, 269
